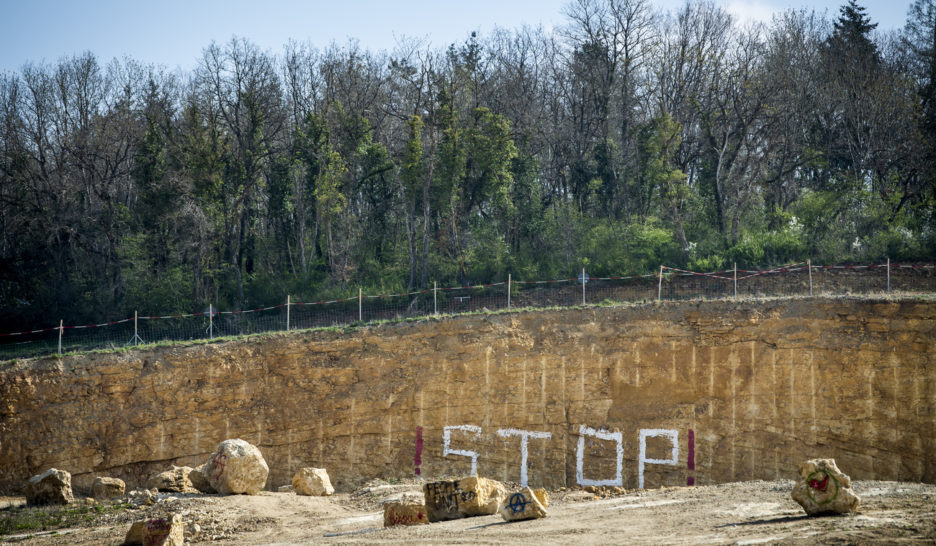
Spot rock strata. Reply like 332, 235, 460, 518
25, 468, 73, 506
500, 486, 548, 522
423, 476, 507, 522
292, 467, 334, 496
205, 439, 269, 495
791, 459, 860, 515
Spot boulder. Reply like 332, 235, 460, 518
532, 487, 549, 508
125, 514, 184, 546
188, 463, 216, 493
128, 488, 158, 507
791, 459, 860, 516
146, 465, 196, 493
91, 477, 126, 500
124, 520, 146, 545
383, 501, 430, 527
205, 439, 269, 495
25, 468, 73, 506
292, 467, 334, 496
423, 476, 507, 522
500, 486, 548, 522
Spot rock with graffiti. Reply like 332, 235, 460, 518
383, 501, 430, 527
423, 476, 507, 522
791, 459, 860, 515
204, 438, 269, 495
500, 487, 549, 522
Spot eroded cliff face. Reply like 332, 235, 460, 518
1, 299, 933, 494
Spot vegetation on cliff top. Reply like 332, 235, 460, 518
1, 0, 934, 333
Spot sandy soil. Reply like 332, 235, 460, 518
2, 479, 934, 545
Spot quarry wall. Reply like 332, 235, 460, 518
0, 298, 933, 494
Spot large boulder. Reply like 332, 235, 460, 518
383, 501, 429, 527
292, 467, 334, 496
91, 477, 126, 500
25, 468, 74, 506
791, 459, 860, 516
146, 466, 197, 493
500, 486, 548, 522
423, 476, 507, 522
205, 439, 269, 495
188, 463, 216, 493
124, 514, 184, 546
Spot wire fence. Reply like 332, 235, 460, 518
1, 260, 933, 360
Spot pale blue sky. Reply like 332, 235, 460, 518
0, 0, 914, 74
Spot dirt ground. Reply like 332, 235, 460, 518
2, 479, 935, 545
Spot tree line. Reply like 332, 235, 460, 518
1, 0, 934, 331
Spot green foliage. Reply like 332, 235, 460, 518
0, 502, 132, 536
580, 217, 683, 276
1, 23, 935, 337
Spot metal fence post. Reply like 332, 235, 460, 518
658, 265, 664, 301
126, 311, 144, 347
808, 259, 813, 296
733, 263, 738, 299
58, 319, 63, 355
582, 267, 586, 306
286, 295, 291, 331
508, 274, 511, 310
358, 288, 363, 322
887, 257, 891, 295
209, 304, 214, 339
434, 282, 438, 315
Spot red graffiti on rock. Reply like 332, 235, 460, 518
809, 475, 829, 492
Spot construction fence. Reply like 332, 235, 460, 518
1, 261, 933, 360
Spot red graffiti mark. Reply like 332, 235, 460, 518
809, 475, 829, 491
687, 429, 695, 486
211, 451, 228, 481
145, 518, 171, 531
144, 518, 172, 546
387, 512, 427, 526
414, 426, 423, 476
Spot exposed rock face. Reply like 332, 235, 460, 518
500, 486, 548, 521
25, 468, 73, 506
383, 501, 429, 527
188, 463, 215, 493
423, 476, 507, 522
205, 439, 268, 495
92, 476, 125, 499
146, 466, 196, 493
292, 467, 334, 496
792, 459, 861, 515
0, 300, 934, 494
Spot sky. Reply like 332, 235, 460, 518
0, 0, 915, 74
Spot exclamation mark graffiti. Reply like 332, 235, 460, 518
414, 426, 423, 476
687, 429, 696, 486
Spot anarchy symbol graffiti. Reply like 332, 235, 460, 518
508, 492, 530, 514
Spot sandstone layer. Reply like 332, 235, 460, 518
0, 299, 933, 494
